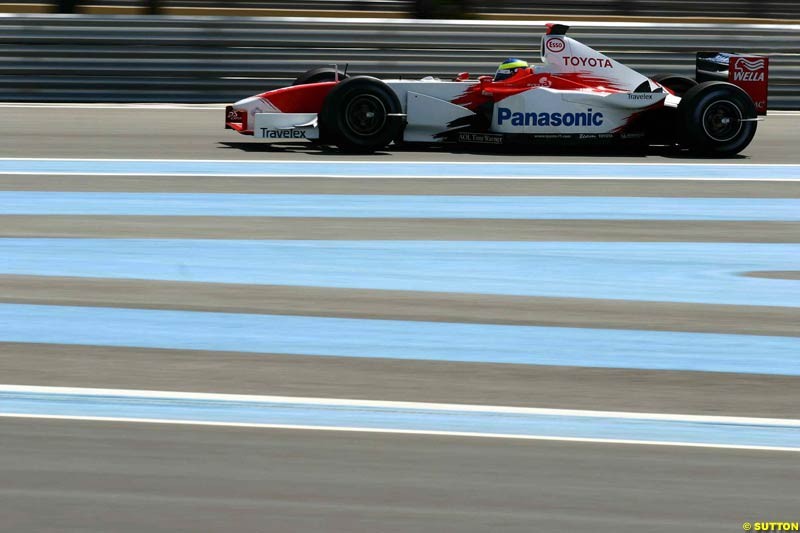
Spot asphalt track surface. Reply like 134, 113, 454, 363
2, 106, 799, 163
1, 106, 800, 531
4, 418, 800, 533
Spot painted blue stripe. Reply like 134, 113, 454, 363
3, 192, 800, 220
1, 239, 798, 307
1, 159, 799, 179
1, 304, 799, 375
2, 390, 799, 448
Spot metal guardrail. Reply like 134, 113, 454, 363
8, 0, 412, 12
9, 0, 800, 19
1, 15, 798, 107
485, 1, 800, 18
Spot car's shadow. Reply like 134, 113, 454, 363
217, 141, 747, 160
218, 141, 393, 157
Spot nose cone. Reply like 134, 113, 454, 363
233, 95, 278, 114
229, 95, 279, 134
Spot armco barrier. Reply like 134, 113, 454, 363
7, 0, 800, 19
0, 14, 798, 107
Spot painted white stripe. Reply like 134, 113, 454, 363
3, 171, 799, 182
10, 14, 795, 30
3, 384, 798, 427
2, 13, 797, 29
4, 158, 795, 180
3, 157, 800, 167
1, 413, 798, 452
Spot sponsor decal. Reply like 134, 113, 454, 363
531, 134, 575, 140
727, 55, 768, 115
497, 107, 604, 127
226, 109, 243, 121
733, 57, 766, 82
458, 132, 504, 145
563, 56, 613, 69
260, 128, 307, 139
546, 38, 565, 54
579, 134, 597, 139
620, 132, 646, 140
628, 93, 654, 100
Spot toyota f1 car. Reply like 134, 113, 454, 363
225, 24, 769, 156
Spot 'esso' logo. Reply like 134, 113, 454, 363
546, 38, 565, 53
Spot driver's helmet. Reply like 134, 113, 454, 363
494, 58, 529, 82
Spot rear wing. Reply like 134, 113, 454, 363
697, 52, 769, 115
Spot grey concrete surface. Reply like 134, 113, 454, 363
3, 343, 800, 417
2, 216, 799, 241
2, 275, 799, 336
2, 419, 798, 533
745, 271, 800, 280
1, 107, 799, 163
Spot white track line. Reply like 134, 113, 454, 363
1, 413, 798, 452
3, 384, 799, 427
4, 385, 798, 451
3, 172, 800, 181
2, 157, 800, 166
1, 14, 799, 29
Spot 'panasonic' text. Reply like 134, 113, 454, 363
497, 108, 604, 127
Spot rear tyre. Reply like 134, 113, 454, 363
319, 76, 404, 153
651, 73, 697, 97
644, 75, 699, 145
292, 67, 349, 86
678, 81, 757, 157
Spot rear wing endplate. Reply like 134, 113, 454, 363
697, 52, 769, 115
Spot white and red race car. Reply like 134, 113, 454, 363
225, 24, 768, 156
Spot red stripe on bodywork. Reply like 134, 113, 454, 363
548, 73, 626, 92
451, 71, 626, 111
451, 81, 530, 110
259, 82, 337, 113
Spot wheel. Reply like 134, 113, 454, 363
319, 76, 404, 153
643, 75, 698, 145
678, 81, 757, 156
651, 74, 697, 97
292, 67, 348, 86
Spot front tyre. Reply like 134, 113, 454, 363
319, 76, 404, 153
678, 81, 757, 157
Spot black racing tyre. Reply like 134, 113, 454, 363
678, 81, 757, 157
319, 76, 404, 153
292, 67, 349, 86
651, 73, 698, 97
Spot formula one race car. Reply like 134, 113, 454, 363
225, 24, 768, 156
